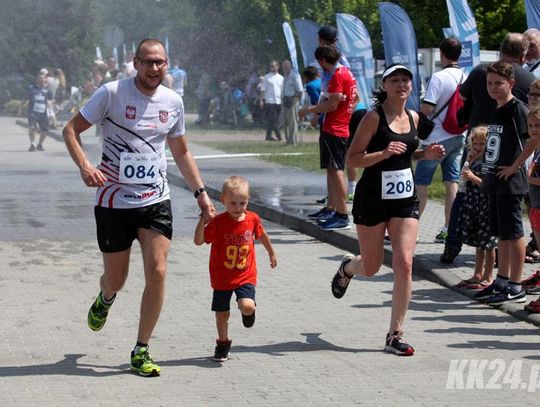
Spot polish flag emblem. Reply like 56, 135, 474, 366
125, 105, 136, 119
159, 110, 168, 123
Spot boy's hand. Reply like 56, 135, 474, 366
497, 164, 518, 180
269, 254, 277, 269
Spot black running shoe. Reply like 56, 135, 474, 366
384, 331, 414, 356
213, 339, 232, 362
485, 286, 526, 305
440, 246, 460, 264
473, 281, 502, 301
242, 311, 255, 328
308, 207, 331, 219
331, 254, 355, 298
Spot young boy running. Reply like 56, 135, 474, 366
194, 176, 277, 361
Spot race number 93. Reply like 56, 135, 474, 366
224, 245, 249, 270
119, 152, 161, 184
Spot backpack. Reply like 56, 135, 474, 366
432, 72, 468, 135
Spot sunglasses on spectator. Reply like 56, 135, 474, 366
528, 92, 540, 99
137, 58, 168, 69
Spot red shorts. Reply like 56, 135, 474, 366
530, 208, 540, 233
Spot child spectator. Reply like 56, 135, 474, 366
455, 126, 497, 289
474, 61, 536, 305
524, 106, 540, 312
194, 176, 277, 362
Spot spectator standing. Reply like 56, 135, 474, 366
53, 68, 67, 111
524, 106, 540, 312
415, 37, 466, 243
318, 25, 359, 201
195, 70, 212, 126
245, 65, 264, 127
106, 57, 119, 80
441, 32, 535, 263
455, 126, 496, 289
474, 62, 536, 306
281, 59, 303, 145
169, 59, 187, 97
260, 60, 284, 141
298, 45, 356, 230
524, 28, 540, 78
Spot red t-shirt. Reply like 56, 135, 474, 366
204, 211, 264, 290
322, 66, 357, 138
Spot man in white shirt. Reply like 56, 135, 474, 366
415, 37, 467, 243
62, 38, 215, 377
259, 60, 284, 141
281, 59, 304, 145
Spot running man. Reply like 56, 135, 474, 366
63, 38, 216, 377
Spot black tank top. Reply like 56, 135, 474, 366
359, 105, 420, 200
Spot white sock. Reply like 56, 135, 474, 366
347, 181, 356, 195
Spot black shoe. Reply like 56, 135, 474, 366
331, 254, 355, 298
36, 144, 44, 151
242, 311, 255, 328
473, 281, 502, 301
308, 207, 331, 219
485, 286, 526, 305
440, 246, 460, 264
213, 339, 232, 362
384, 331, 414, 356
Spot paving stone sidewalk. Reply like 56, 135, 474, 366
2, 117, 539, 406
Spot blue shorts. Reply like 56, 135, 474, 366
211, 283, 256, 312
414, 135, 465, 185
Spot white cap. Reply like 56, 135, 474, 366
381, 64, 413, 81
39, 68, 49, 76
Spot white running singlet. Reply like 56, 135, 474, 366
80, 78, 185, 209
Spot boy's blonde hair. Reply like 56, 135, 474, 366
221, 175, 249, 196
467, 125, 488, 149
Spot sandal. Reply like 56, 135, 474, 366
456, 277, 481, 288
466, 280, 491, 290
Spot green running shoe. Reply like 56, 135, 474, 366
131, 346, 161, 377
87, 292, 113, 331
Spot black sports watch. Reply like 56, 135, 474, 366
194, 187, 206, 198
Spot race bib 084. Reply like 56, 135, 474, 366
119, 152, 161, 184
381, 168, 414, 200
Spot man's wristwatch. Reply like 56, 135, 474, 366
194, 187, 206, 198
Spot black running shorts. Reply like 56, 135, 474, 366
94, 200, 173, 253
319, 131, 348, 170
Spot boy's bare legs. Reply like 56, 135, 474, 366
216, 311, 230, 341
473, 249, 485, 281
238, 298, 256, 317
483, 248, 495, 283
